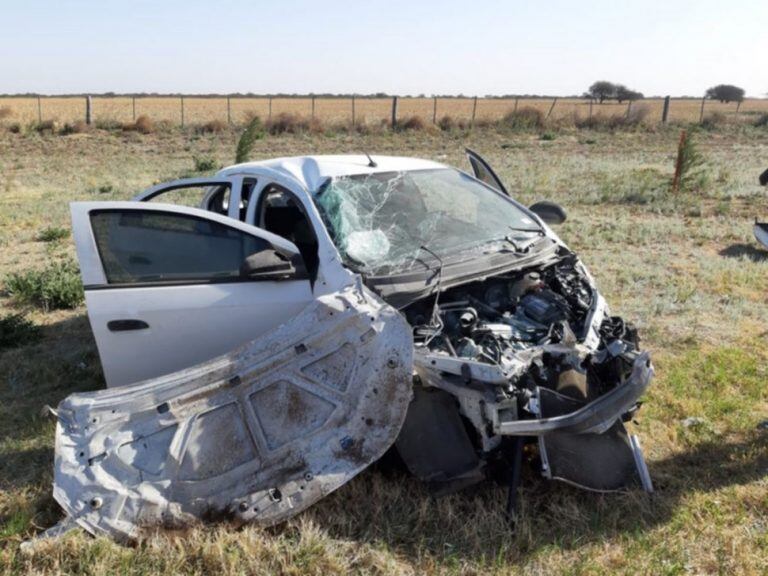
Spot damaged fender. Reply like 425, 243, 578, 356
53, 285, 412, 542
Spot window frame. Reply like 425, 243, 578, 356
87, 207, 302, 289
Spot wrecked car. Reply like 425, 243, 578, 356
50, 151, 653, 542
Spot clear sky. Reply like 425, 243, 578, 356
2, 0, 766, 97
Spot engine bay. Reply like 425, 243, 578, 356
396, 253, 653, 495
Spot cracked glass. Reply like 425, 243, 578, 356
314, 168, 541, 274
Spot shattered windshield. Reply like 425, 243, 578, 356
314, 168, 541, 274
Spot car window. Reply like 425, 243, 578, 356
146, 184, 231, 211
90, 210, 269, 284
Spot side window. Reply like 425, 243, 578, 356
146, 183, 231, 211
258, 185, 319, 278
90, 210, 269, 284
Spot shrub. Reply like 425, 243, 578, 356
753, 113, 768, 128
235, 116, 265, 163
193, 156, 218, 172
0, 314, 41, 350
95, 118, 122, 131
701, 111, 726, 130
123, 115, 155, 134
36, 226, 69, 242
501, 107, 544, 130
198, 119, 227, 134
5, 260, 84, 311
264, 112, 323, 135
672, 131, 708, 193
7, 122, 21, 134
398, 115, 426, 131
31, 120, 57, 134
540, 131, 556, 141
59, 120, 89, 135
437, 115, 456, 131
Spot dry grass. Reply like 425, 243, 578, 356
2, 96, 767, 127
1, 127, 767, 574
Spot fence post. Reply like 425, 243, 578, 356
85, 95, 92, 125
132, 96, 136, 121
471, 96, 478, 128
227, 96, 231, 125
662, 96, 670, 124
625, 100, 632, 119
391, 96, 398, 129
589, 99, 593, 119
37, 96, 42, 123
180, 96, 185, 127
432, 96, 437, 124
672, 130, 687, 193
514, 97, 519, 112
311, 95, 315, 119
546, 97, 558, 120
699, 96, 706, 124
351, 95, 356, 127
268, 97, 272, 120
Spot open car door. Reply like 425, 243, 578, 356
465, 148, 509, 196
71, 201, 317, 387
53, 279, 413, 541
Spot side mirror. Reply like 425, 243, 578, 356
240, 249, 307, 280
529, 201, 567, 225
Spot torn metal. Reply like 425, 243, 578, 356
53, 285, 412, 542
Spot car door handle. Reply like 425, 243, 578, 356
107, 319, 150, 332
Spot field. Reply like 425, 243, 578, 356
1, 123, 767, 575
2, 96, 768, 127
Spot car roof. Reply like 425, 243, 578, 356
217, 155, 448, 193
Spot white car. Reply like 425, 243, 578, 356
51, 151, 653, 542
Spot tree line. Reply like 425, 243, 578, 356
586, 81, 746, 104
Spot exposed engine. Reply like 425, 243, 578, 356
396, 254, 653, 497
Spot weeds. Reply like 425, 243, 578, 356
0, 313, 41, 350
672, 130, 708, 193
4, 260, 84, 310
265, 112, 323, 135
123, 115, 155, 134
59, 120, 89, 135
193, 155, 219, 172
0, 106, 12, 120
198, 119, 227, 134
501, 107, 544, 130
398, 115, 427, 131
235, 116, 265, 163
36, 226, 69, 242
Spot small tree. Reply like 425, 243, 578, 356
705, 84, 745, 103
235, 116, 265, 164
615, 85, 644, 103
588, 81, 616, 104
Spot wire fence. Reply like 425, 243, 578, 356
1, 95, 767, 127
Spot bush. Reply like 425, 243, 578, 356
701, 111, 726, 130
7, 122, 21, 134
36, 226, 69, 242
540, 131, 556, 141
31, 120, 57, 134
95, 118, 122, 131
0, 314, 41, 350
398, 115, 426, 131
59, 120, 89, 135
753, 113, 768, 128
265, 112, 323, 135
501, 107, 544, 130
235, 116, 265, 163
123, 115, 155, 134
5, 260, 84, 311
672, 131, 708, 193
198, 119, 227, 134
193, 156, 218, 172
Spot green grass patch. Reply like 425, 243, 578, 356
4, 260, 84, 311
35, 226, 69, 243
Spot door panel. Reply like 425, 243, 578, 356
53, 285, 413, 542
71, 202, 314, 387
465, 148, 509, 196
